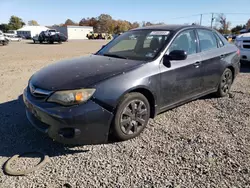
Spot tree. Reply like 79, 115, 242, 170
142, 21, 165, 27
113, 20, 131, 33
64, 19, 77, 26
231, 25, 245, 34
131, 22, 140, 29
79, 17, 98, 31
77, 14, 151, 34
142, 21, 154, 27
0, 24, 10, 32
28, 20, 39, 26
95, 14, 113, 33
216, 14, 231, 34
8, 15, 25, 30
246, 19, 250, 30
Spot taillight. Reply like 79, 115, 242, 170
237, 49, 240, 56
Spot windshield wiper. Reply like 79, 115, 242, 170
103, 53, 128, 59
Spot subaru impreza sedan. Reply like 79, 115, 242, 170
23, 25, 240, 145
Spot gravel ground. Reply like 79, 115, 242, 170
0, 40, 250, 188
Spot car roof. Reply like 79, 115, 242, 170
132, 24, 212, 32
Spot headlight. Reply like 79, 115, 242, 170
47, 89, 96, 106
235, 40, 242, 48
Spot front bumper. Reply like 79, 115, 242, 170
240, 49, 250, 62
23, 88, 113, 145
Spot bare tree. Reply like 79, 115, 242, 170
216, 14, 231, 34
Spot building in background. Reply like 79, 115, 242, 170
17, 26, 49, 38
52, 25, 93, 40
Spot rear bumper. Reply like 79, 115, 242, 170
23, 88, 113, 145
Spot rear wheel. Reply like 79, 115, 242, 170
112, 92, 150, 141
216, 68, 233, 97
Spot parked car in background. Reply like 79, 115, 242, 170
17, 35, 27, 39
44, 29, 59, 37
223, 34, 233, 42
33, 31, 67, 44
235, 32, 250, 63
0, 30, 9, 45
23, 25, 240, 145
4, 35, 22, 42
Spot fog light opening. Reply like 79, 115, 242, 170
58, 128, 80, 139
242, 55, 247, 59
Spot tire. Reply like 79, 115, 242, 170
3, 41, 8, 46
112, 92, 150, 141
216, 68, 233, 97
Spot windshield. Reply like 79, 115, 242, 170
96, 30, 171, 61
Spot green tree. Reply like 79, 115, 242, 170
0, 24, 10, 32
231, 25, 245, 34
8, 15, 25, 30
28, 20, 39, 26
96, 14, 113, 33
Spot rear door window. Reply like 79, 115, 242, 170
197, 29, 218, 52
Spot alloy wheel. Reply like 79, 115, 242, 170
120, 100, 148, 135
221, 70, 233, 94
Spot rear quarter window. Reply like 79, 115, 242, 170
213, 32, 224, 47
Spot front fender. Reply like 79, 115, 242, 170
91, 62, 161, 113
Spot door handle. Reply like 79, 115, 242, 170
193, 61, 201, 68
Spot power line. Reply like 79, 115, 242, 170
216, 13, 250, 15
172, 12, 250, 20
171, 13, 211, 19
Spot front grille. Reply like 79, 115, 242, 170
243, 45, 250, 49
243, 40, 250, 43
29, 83, 53, 99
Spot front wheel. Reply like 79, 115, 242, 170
112, 92, 150, 141
216, 68, 233, 97
3, 41, 8, 46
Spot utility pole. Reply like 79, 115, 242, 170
200, 14, 203, 25
211, 13, 215, 28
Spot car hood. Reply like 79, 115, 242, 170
30, 55, 144, 91
236, 33, 250, 40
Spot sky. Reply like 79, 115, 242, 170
0, 0, 250, 28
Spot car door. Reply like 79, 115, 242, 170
196, 29, 225, 92
159, 29, 203, 109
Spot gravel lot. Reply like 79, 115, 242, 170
0, 40, 250, 188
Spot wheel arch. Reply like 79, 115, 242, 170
227, 66, 235, 81
116, 86, 157, 118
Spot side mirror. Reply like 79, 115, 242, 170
162, 50, 187, 68
168, 50, 187, 61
